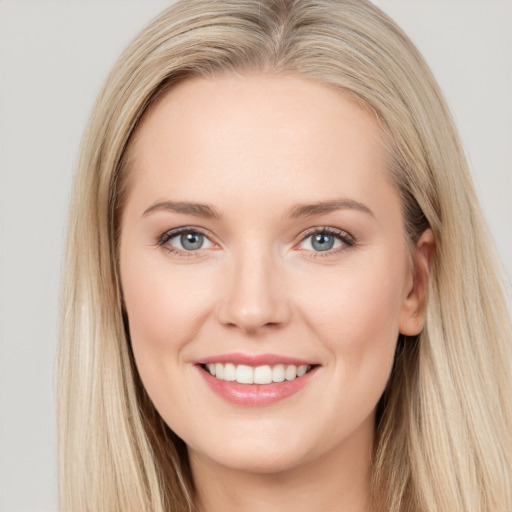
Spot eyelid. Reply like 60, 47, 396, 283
156, 226, 218, 255
296, 226, 356, 256
155, 225, 356, 257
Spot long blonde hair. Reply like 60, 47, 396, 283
58, 1, 512, 510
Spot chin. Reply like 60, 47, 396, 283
190, 441, 312, 475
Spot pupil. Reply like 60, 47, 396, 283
312, 233, 334, 251
181, 232, 203, 250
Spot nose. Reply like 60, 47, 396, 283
216, 245, 292, 334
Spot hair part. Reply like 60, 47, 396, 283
58, 1, 512, 511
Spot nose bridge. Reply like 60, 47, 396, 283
217, 238, 290, 333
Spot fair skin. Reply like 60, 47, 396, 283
119, 74, 433, 512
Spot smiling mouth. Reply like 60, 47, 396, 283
200, 363, 315, 385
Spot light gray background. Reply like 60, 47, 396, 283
1, 1, 510, 510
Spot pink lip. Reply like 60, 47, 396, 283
195, 352, 314, 366
195, 355, 319, 407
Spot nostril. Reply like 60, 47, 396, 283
217, 294, 292, 334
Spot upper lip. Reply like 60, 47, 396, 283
195, 352, 317, 366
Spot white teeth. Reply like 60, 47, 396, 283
205, 362, 312, 384
236, 364, 254, 384
285, 364, 297, 381
272, 364, 285, 383
297, 365, 308, 377
224, 363, 236, 381
254, 365, 272, 384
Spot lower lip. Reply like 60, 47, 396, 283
197, 366, 317, 406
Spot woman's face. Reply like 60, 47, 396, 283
119, 74, 428, 476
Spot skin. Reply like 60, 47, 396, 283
119, 74, 433, 512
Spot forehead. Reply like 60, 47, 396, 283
126, 73, 393, 218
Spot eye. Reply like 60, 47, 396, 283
171, 231, 210, 251
158, 228, 215, 253
298, 228, 355, 254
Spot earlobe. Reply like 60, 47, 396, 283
399, 228, 435, 336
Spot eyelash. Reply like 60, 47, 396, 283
156, 226, 212, 258
155, 226, 357, 258
299, 227, 356, 259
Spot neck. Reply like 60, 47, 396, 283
190, 422, 374, 512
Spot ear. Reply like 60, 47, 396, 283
399, 228, 435, 336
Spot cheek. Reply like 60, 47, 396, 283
120, 252, 224, 427
304, 257, 405, 339
119, 242, 213, 381
297, 252, 408, 395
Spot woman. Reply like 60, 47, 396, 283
58, 0, 512, 511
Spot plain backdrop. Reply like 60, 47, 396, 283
0, 1, 510, 510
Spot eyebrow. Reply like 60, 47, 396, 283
142, 201, 221, 219
142, 198, 374, 220
288, 199, 375, 218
